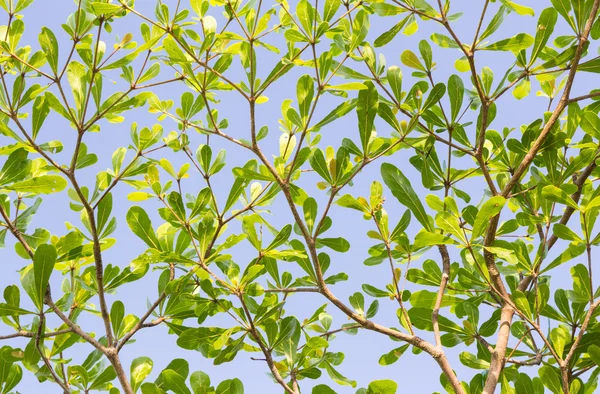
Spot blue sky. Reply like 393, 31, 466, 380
0, 0, 595, 393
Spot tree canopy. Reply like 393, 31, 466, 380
0, 0, 600, 393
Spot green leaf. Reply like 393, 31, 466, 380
541, 185, 579, 210
381, 163, 433, 232
316, 237, 350, 252
513, 77, 531, 100
530, 8, 558, 64
512, 290, 532, 319
297, 75, 314, 120
539, 366, 563, 394
447, 75, 464, 121
408, 307, 464, 333
374, 16, 410, 47
367, 380, 398, 394
414, 231, 458, 248
580, 111, 600, 139
190, 371, 211, 394
38, 27, 58, 74
131, 357, 153, 393
111, 301, 125, 338
422, 83, 445, 112
32, 95, 50, 140
312, 385, 336, 394
323, 0, 340, 21
303, 198, 318, 234
5, 175, 67, 194
459, 352, 490, 369
126, 206, 161, 250
309, 149, 332, 184
588, 344, 600, 365
357, 81, 378, 153
33, 244, 56, 310
400, 50, 425, 71
161, 369, 191, 394
387, 66, 402, 103
215, 378, 243, 394
430, 33, 460, 48
90, 2, 123, 16
552, 223, 584, 243
378, 344, 409, 366
472, 196, 506, 240
479, 6, 509, 42
89, 366, 117, 390
501, 1, 535, 16
0, 149, 30, 185
481, 33, 534, 53
0, 303, 33, 316
97, 193, 113, 236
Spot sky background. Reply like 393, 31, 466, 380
0, 0, 597, 393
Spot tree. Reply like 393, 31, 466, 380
1, 0, 600, 392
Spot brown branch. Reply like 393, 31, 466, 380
238, 295, 297, 394
482, 2, 600, 392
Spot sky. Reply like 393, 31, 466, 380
0, 0, 597, 393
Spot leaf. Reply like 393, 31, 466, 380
303, 198, 318, 234
309, 149, 332, 183
111, 301, 125, 338
130, 357, 153, 393
215, 378, 244, 394
381, 163, 433, 232
552, 224, 583, 243
374, 16, 410, 47
297, 74, 314, 120
472, 196, 506, 239
0, 303, 33, 316
589, 344, 600, 365
33, 244, 56, 310
190, 371, 211, 394
512, 290, 532, 319
387, 66, 402, 102
530, 8, 558, 64
541, 185, 579, 210
38, 27, 58, 74
32, 95, 50, 139
501, 1, 535, 16
367, 380, 398, 394
313, 99, 357, 130
312, 385, 336, 394
400, 50, 425, 71
481, 33, 534, 52
581, 111, 600, 139
539, 366, 563, 394
414, 231, 458, 248
357, 81, 378, 153
6, 175, 67, 194
317, 238, 350, 252
161, 369, 191, 394
479, 6, 509, 42
0, 149, 30, 185
408, 307, 464, 333
97, 193, 113, 236
447, 75, 464, 121
378, 344, 409, 366
89, 366, 117, 390
459, 352, 490, 369
513, 77, 531, 100
430, 33, 460, 48
126, 206, 161, 250
90, 2, 123, 16
422, 83, 445, 112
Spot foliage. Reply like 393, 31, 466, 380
0, 0, 599, 393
